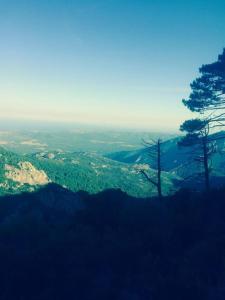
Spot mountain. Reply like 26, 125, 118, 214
106, 137, 194, 171
0, 147, 177, 197
1, 130, 225, 197
107, 133, 225, 171
106, 133, 225, 188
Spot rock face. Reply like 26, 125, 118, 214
5, 162, 49, 185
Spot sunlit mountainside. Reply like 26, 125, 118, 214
0, 130, 177, 197
1, 129, 225, 198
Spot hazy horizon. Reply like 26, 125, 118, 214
0, 117, 181, 134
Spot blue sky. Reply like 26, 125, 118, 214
0, 0, 225, 131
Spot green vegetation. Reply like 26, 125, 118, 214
0, 147, 176, 197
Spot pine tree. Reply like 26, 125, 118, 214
180, 49, 225, 190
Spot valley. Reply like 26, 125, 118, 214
1, 129, 225, 198
0, 129, 177, 197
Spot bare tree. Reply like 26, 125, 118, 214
140, 138, 163, 198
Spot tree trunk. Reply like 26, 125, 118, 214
157, 140, 162, 198
202, 137, 210, 191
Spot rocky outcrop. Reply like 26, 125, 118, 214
5, 161, 49, 186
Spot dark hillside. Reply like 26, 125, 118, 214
0, 186, 225, 299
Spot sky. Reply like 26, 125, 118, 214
0, 0, 225, 131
